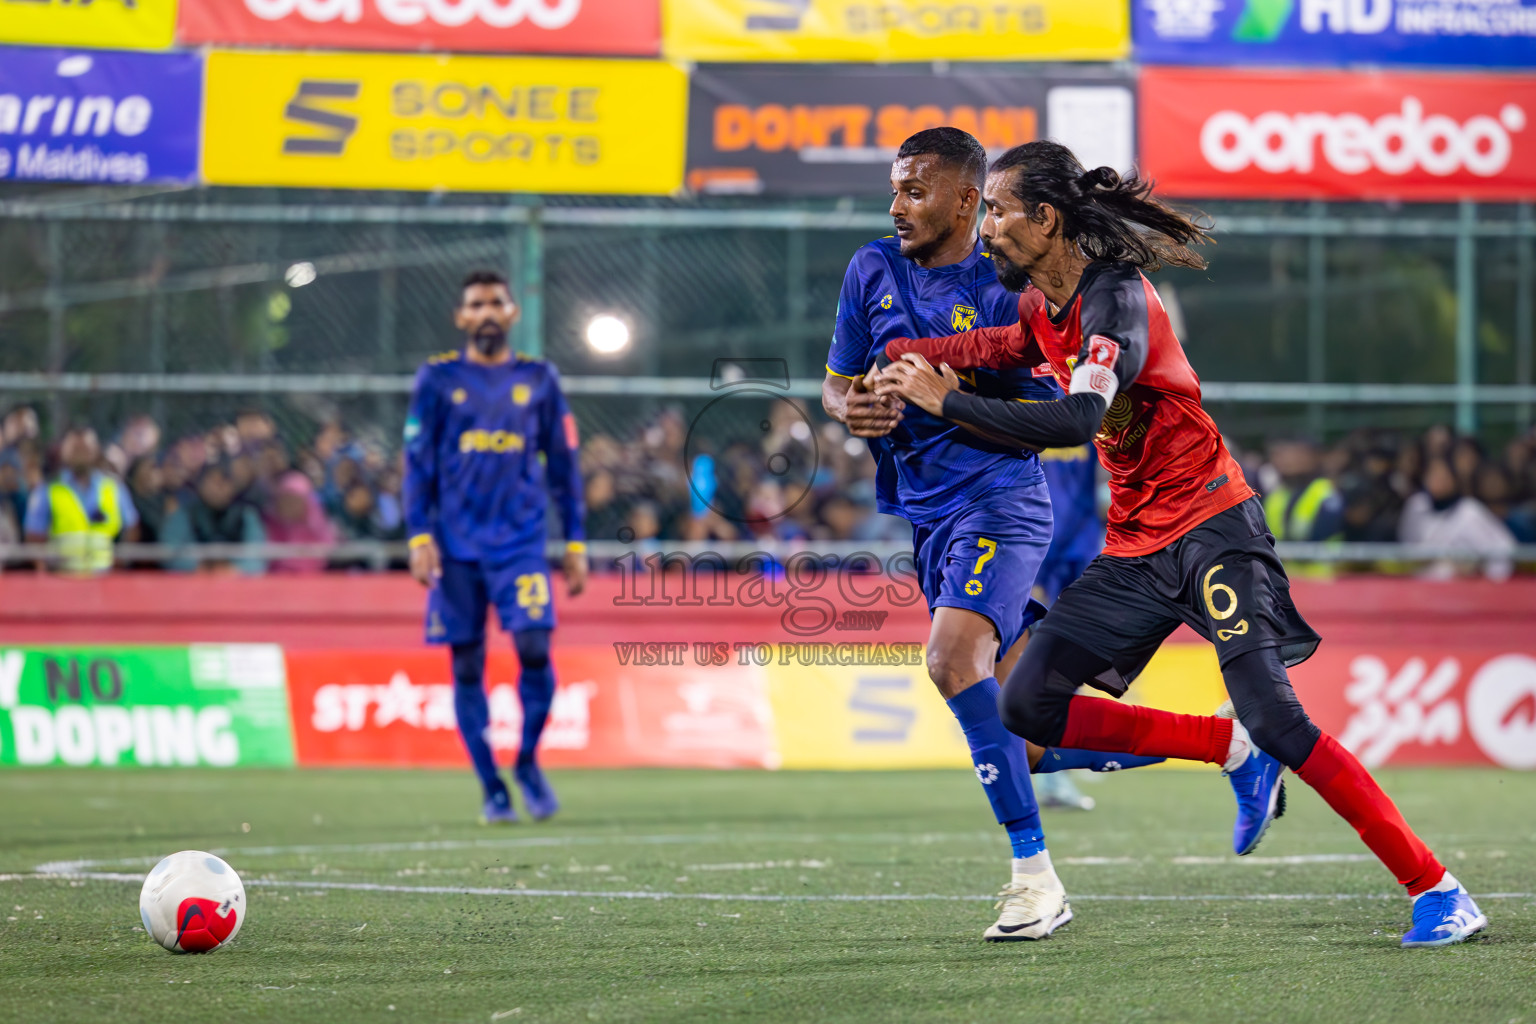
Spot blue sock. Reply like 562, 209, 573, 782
513, 629, 555, 770
946, 678, 1045, 859
1035, 748, 1166, 773
450, 640, 508, 804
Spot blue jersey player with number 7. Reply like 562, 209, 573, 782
823, 129, 1185, 942
403, 269, 587, 826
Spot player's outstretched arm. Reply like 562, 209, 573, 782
877, 353, 1108, 451
403, 365, 443, 587
884, 321, 1036, 371
539, 369, 588, 597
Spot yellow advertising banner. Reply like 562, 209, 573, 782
663, 0, 1127, 62
202, 51, 687, 194
0, 0, 177, 49
766, 645, 1228, 771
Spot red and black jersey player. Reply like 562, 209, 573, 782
872, 140, 1485, 949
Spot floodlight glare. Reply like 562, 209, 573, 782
585, 314, 631, 355
284, 262, 317, 288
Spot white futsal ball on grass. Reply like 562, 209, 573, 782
139, 851, 245, 953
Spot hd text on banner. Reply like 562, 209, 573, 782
687, 65, 1135, 196
1140, 67, 1536, 202
0, 47, 202, 186
1134, 0, 1536, 68
0, 0, 176, 50
0, 645, 296, 768
663, 0, 1128, 61
178, 0, 659, 56
202, 51, 687, 194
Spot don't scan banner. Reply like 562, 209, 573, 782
0, 645, 295, 768
201, 50, 687, 194
687, 64, 1136, 196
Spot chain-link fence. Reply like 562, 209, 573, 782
2, 186, 1535, 570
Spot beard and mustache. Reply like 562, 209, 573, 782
989, 250, 1033, 293
470, 320, 508, 356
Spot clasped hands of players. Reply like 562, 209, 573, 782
408, 534, 589, 598
843, 352, 959, 438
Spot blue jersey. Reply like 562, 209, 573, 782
828, 237, 1056, 524
403, 349, 584, 564
1039, 445, 1103, 568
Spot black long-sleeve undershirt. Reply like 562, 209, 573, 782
941, 391, 1107, 451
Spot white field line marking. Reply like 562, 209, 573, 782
30, 841, 1398, 878
31, 832, 1000, 875
14, 871, 1536, 904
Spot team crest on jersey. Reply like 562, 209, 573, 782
951, 305, 977, 331
451, 388, 467, 405
1101, 393, 1135, 434
512, 383, 531, 406
879, 294, 893, 310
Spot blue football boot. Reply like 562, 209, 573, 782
1217, 702, 1286, 856
480, 789, 518, 825
1402, 884, 1487, 947
514, 763, 560, 822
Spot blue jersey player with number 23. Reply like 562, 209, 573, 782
404, 269, 587, 825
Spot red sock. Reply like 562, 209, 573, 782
1293, 732, 1444, 895
1059, 695, 1232, 765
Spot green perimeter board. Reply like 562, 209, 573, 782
0, 645, 294, 767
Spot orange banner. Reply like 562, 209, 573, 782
285, 649, 776, 769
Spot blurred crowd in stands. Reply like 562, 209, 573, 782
2, 399, 1534, 577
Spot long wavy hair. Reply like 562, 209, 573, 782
989, 141, 1211, 271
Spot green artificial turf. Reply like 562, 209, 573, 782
1, 767, 1532, 1024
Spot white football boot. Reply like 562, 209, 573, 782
983, 874, 1073, 941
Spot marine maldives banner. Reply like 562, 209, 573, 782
177, 0, 658, 56
688, 64, 1135, 196
1140, 67, 1536, 201
0, 47, 203, 185
0, 645, 294, 768
1134, 0, 1536, 68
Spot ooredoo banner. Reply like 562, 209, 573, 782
664, 0, 1128, 61
0, 47, 203, 185
0, 0, 176, 50
1140, 68, 1536, 201
178, 0, 659, 56
0, 645, 295, 768
201, 51, 687, 194
687, 65, 1135, 196
1134, 0, 1536, 68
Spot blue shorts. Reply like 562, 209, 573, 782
911, 482, 1052, 658
426, 554, 556, 645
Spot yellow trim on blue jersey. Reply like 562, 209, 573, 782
825, 364, 860, 380
426, 349, 462, 365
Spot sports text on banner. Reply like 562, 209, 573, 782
662, 0, 1128, 61
202, 50, 687, 194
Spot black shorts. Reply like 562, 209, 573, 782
1034, 496, 1320, 694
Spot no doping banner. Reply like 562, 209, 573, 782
0, 645, 295, 768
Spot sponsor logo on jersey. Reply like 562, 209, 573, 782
951, 304, 977, 331
458, 428, 525, 453
879, 293, 892, 310
1085, 334, 1120, 368
451, 388, 467, 404
511, 383, 531, 405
